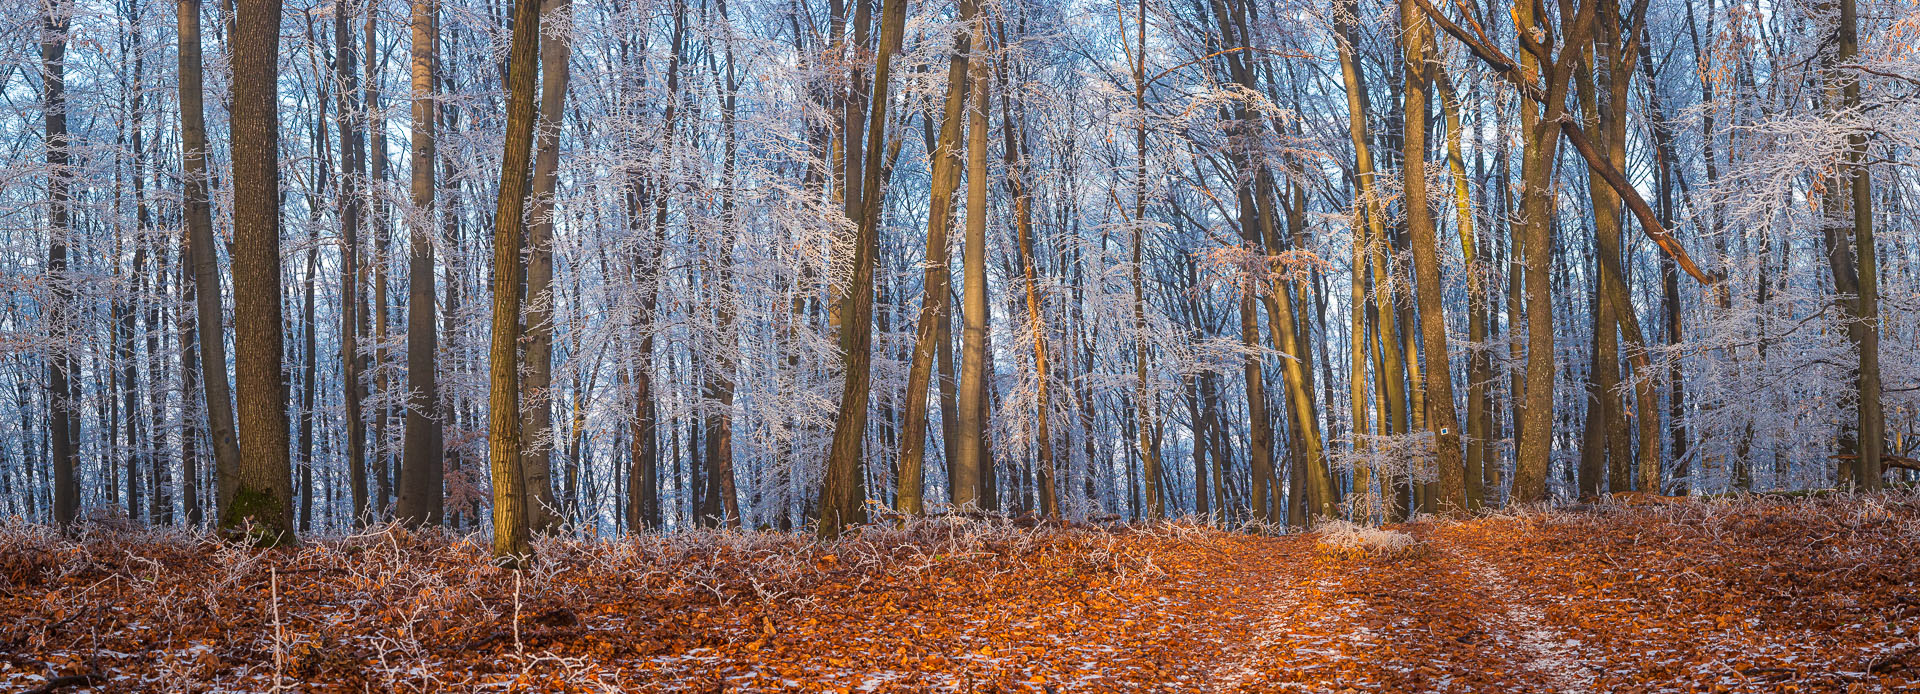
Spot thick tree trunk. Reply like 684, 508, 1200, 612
397, 0, 444, 527
226, 0, 297, 543
952, 9, 992, 512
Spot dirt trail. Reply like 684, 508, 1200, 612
1200, 501, 1920, 693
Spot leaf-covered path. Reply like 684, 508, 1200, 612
4, 494, 1920, 692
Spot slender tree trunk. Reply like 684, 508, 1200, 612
703, 0, 742, 528
523, 0, 572, 531
396, 0, 444, 526
1003, 74, 1055, 517
43, 0, 78, 528
1840, 0, 1882, 489
368, 7, 395, 516
1400, 0, 1465, 514
485, 0, 543, 563
817, 0, 907, 536
897, 0, 974, 515
335, 0, 370, 524
1438, 68, 1486, 509
178, 245, 204, 525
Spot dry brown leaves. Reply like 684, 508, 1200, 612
0, 492, 1916, 692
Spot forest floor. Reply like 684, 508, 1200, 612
3, 492, 1919, 693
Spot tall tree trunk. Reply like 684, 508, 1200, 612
1508, 0, 1596, 503
1840, 0, 1882, 489
523, 0, 572, 531
226, 0, 296, 543
1400, 0, 1465, 514
952, 7, 992, 512
1125, 0, 1163, 519
43, 0, 78, 528
896, 0, 974, 516
485, 0, 543, 563
368, 7, 395, 516
178, 244, 204, 525
1003, 54, 1055, 518
1437, 68, 1486, 509
397, 0, 443, 526
702, 0, 742, 528
335, 0, 370, 524
817, 0, 907, 536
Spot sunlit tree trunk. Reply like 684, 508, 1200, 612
817, 0, 907, 536
896, 0, 974, 516
952, 7, 992, 512
485, 0, 543, 563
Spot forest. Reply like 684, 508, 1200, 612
3, 0, 1920, 687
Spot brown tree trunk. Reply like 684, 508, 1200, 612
1400, 0, 1465, 514
397, 0, 444, 526
43, 0, 78, 528
952, 7, 993, 512
896, 0, 974, 515
523, 0, 572, 532
702, 0, 742, 528
226, 0, 297, 543
1840, 0, 1883, 488
367, 7, 395, 516
485, 0, 543, 563
1437, 68, 1486, 509
817, 0, 907, 536
334, 0, 370, 524
1003, 65, 1055, 518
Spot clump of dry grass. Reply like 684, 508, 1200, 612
1312, 519, 1424, 560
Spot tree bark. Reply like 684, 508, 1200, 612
897, 0, 974, 515
817, 0, 907, 536
226, 0, 297, 543
334, 0, 370, 524
485, 0, 543, 563
1400, 0, 1465, 515
523, 0, 572, 531
43, 0, 78, 528
397, 0, 444, 527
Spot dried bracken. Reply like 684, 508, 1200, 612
3, 494, 1919, 692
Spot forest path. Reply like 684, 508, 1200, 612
1197, 504, 1920, 693
1203, 523, 1600, 693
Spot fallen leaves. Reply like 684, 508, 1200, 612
0, 492, 1917, 692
